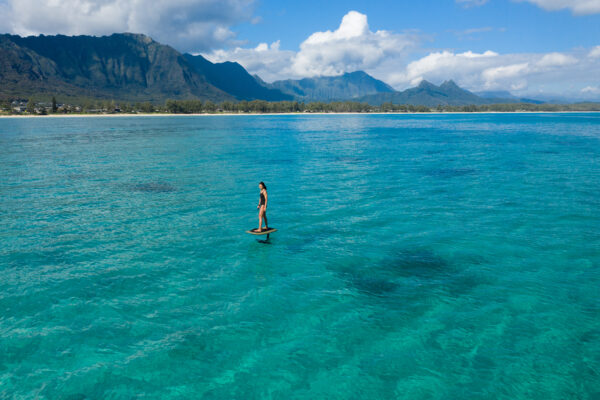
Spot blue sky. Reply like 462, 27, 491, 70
1, 0, 599, 99
238, 0, 600, 54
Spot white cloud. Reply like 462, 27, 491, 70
5, 1, 591, 98
386, 48, 600, 98
0, 0, 256, 52
580, 85, 600, 99
457, 0, 600, 14
581, 86, 600, 93
206, 40, 296, 82
290, 11, 415, 77
389, 50, 499, 87
204, 10, 599, 99
536, 52, 577, 67
589, 46, 600, 58
482, 63, 529, 82
517, 0, 600, 15
204, 11, 418, 81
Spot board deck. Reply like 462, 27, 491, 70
246, 228, 277, 235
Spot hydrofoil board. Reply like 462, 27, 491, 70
246, 228, 277, 235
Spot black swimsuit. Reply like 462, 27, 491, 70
259, 192, 266, 207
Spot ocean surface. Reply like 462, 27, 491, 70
1, 113, 599, 399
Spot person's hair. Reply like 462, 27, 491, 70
259, 181, 267, 190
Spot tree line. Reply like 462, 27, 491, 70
156, 100, 600, 113
3, 97, 600, 115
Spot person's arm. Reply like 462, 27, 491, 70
264, 191, 268, 209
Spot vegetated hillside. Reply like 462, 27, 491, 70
183, 54, 292, 101
359, 80, 494, 106
0, 33, 547, 106
476, 90, 544, 104
0, 33, 231, 102
269, 71, 395, 102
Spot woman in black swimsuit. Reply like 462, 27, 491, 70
257, 182, 268, 231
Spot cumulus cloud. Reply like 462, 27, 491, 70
389, 50, 500, 87
387, 48, 600, 97
204, 11, 418, 81
482, 63, 530, 87
581, 86, 600, 93
517, 0, 600, 15
204, 10, 599, 98
290, 11, 415, 77
589, 46, 600, 58
536, 52, 577, 67
207, 41, 296, 82
0, 0, 256, 52
457, 0, 600, 14
580, 85, 600, 100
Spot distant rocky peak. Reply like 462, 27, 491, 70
417, 80, 437, 89
440, 80, 460, 89
117, 33, 154, 44
344, 71, 368, 77
253, 74, 267, 85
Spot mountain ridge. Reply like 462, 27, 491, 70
0, 33, 231, 102
0, 32, 544, 106
268, 71, 395, 102
357, 79, 495, 106
183, 53, 292, 101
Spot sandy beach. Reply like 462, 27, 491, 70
2, 110, 599, 119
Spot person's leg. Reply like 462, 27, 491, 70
263, 211, 268, 229
258, 208, 263, 231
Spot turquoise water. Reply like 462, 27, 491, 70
1, 113, 599, 399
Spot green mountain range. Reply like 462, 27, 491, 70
183, 54, 292, 101
268, 71, 395, 102
0, 33, 230, 102
357, 80, 493, 106
0, 32, 539, 106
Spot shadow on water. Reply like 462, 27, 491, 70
63, 394, 87, 400
382, 249, 449, 279
331, 248, 488, 301
128, 182, 177, 193
326, 249, 450, 298
349, 276, 399, 297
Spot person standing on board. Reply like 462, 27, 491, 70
257, 182, 268, 231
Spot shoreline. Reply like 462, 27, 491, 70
1, 110, 600, 118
